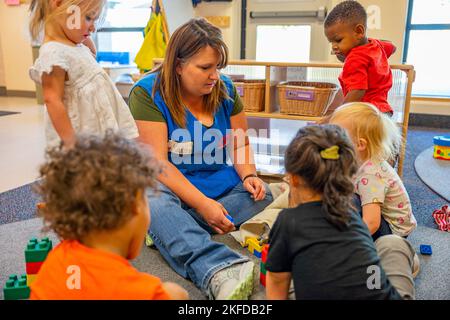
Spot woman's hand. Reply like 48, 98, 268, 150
243, 176, 266, 201
196, 198, 235, 234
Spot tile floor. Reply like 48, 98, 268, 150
0, 97, 46, 193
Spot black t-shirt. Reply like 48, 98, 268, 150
265, 201, 402, 300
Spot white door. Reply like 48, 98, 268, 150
245, 0, 331, 62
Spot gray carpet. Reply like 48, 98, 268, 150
1, 126, 450, 300
403, 127, 450, 229
1, 127, 449, 228
1, 218, 449, 300
415, 146, 450, 201
0, 183, 40, 225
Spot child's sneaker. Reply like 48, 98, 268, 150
288, 279, 296, 300
145, 234, 154, 247
207, 261, 254, 300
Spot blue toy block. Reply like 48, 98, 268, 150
25, 237, 53, 263
3, 274, 30, 300
419, 244, 432, 255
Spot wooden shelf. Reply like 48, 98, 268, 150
227, 60, 415, 177
152, 58, 415, 177
246, 111, 322, 122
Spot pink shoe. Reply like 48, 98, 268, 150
442, 205, 450, 233
432, 207, 448, 231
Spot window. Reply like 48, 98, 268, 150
95, 1, 152, 65
403, 0, 450, 97
256, 25, 311, 62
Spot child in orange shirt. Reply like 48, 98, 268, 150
30, 132, 188, 300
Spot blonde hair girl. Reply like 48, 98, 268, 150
330, 102, 417, 238
29, 0, 138, 148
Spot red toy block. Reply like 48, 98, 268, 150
26, 261, 43, 275
261, 244, 269, 263
260, 272, 266, 287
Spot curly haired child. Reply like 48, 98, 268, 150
330, 103, 417, 240
30, 132, 188, 299
265, 124, 416, 299
324, 0, 396, 116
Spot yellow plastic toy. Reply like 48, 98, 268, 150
433, 136, 450, 161
245, 237, 263, 258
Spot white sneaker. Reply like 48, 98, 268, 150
288, 279, 296, 300
145, 234, 154, 247
207, 261, 255, 300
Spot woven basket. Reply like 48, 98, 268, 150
277, 81, 338, 116
234, 80, 266, 112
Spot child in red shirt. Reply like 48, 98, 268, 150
30, 132, 188, 300
324, 0, 396, 115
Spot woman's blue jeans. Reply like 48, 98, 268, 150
146, 182, 273, 294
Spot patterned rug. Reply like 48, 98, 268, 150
415, 146, 450, 201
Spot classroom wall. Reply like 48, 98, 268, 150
328, 0, 408, 64
162, 0, 195, 35
193, 0, 449, 115
0, 1, 447, 115
193, 0, 408, 63
193, 0, 242, 60
0, 1, 35, 92
0, 34, 6, 88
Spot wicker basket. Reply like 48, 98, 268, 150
277, 81, 338, 116
234, 80, 266, 112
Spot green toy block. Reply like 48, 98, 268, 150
25, 237, 53, 263
260, 261, 266, 275
3, 274, 30, 300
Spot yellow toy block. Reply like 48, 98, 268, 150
26, 274, 37, 286
433, 136, 450, 160
245, 237, 263, 258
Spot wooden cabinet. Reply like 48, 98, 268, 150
222, 60, 415, 177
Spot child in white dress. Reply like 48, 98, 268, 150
28, 0, 138, 148
330, 103, 417, 238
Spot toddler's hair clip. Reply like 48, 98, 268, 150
320, 145, 340, 160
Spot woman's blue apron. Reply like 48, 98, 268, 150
132, 73, 241, 199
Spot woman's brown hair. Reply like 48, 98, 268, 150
285, 124, 358, 230
35, 131, 160, 240
152, 17, 229, 128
